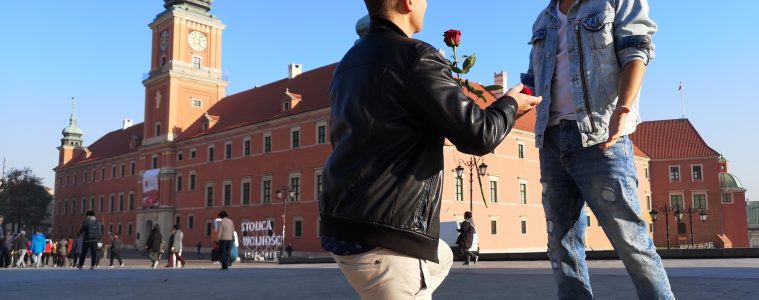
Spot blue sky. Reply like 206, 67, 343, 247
0, 1, 756, 202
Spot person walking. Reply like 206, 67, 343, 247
57, 236, 68, 267
320, 0, 540, 298
145, 224, 163, 269
0, 215, 8, 268
77, 210, 102, 270
216, 211, 234, 270
13, 231, 28, 268
165, 225, 185, 268
522, 0, 673, 298
29, 229, 45, 268
109, 234, 124, 267
71, 233, 83, 268
456, 211, 478, 265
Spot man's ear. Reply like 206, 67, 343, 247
399, 0, 412, 13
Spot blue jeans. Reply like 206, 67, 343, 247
218, 240, 232, 270
540, 122, 674, 300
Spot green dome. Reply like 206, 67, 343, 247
62, 114, 84, 136
720, 172, 745, 191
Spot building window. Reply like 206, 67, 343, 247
262, 179, 272, 204
721, 193, 733, 204
208, 146, 215, 162
490, 220, 498, 235
677, 222, 687, 234
294, 218, 303, 238
243, 139, 251, 156
111, 165, 116, 178
290, 176, 301, 202
101, 167, 105, 180
317, 124, 327, 144
489, 180, 498, 203
669, 166, 680, 181
455, 177, 464, 202
118, 194, 124, 212
670, 194, 684, 210
188, 215, 194, 230
587, 216, 592, 227
521, 220, 527, 234
99, 196, 104, 213
118, 223, 122, 235
206, 185, 214, 207
241, 181, 251, 205
205, 221, 212, 237
192, 99, 203, 107
315, 171, 323, 199
646, 195, 652, 211
192, 56, 201, 69
120, 164, 125, 177
225, 143, 232, 159
519, 183, 528, 204
223, 182, 232, 206
130, 161, 136, 175
693, 194, 707, 209
190, 149, 197, 159
177, 175, 183, 192
128, 223, 133, 236
645, 167, 649, 179
152, 155, 158, 169
109, 194, 115, 213
189, 173, 196, 191
128, 193, 134, 211
175, 216, 181, 227
264, 134, 272, 153
90, 197, 95, 211
291, 128, 300, 148
155, 123, 161, 137
692, 165, 703, 181
177, 152, 184, 161
518, 143, 525, 159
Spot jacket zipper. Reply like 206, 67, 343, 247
574, 22, 597, 133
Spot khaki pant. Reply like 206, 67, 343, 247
332, 239, 453, 300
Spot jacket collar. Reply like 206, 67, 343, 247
369, 17, 409, 38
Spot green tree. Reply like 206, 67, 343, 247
0, 168, 52, 228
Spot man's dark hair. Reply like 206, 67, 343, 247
364, 0, 399, 17
174, 224, 180, 230
218, 211, 228, 218
85, 210, 95, 217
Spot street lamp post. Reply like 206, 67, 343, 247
276, 186, 295, 258
682, 206, 708, 246
455, 156, 487, 212
649, 204, 683, 250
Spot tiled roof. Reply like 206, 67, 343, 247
63, 123, 144, 167
629, 118, 720, 159
181, 64, 337, 139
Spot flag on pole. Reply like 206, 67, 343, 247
678, 81, 684, 92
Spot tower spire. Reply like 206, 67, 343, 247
61, 96, 84, 148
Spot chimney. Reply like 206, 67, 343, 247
288, 63, 303, 79
493, 71, 507, 98
123, 119, 133, 130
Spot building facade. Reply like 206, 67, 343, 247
53, 1, 653, 256
631, 119, 749, 248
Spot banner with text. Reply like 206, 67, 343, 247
142, 169, 160, 208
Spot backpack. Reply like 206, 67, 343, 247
85, 220, 102, 241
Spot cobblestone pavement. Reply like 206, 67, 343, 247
1, 258, 757, 299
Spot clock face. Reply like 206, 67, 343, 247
188, 31, 207, 51
159, 31, 169, 52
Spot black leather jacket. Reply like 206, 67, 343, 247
320, 18, 519, 262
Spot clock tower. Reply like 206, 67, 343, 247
142, 0, 227, 145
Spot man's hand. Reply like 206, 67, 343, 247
505, 83, 542, 118
599, 106, 630, 150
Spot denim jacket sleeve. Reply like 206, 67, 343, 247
614, 0, 658, 67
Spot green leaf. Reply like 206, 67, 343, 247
484, 85, 503, 91
451, 66, 464, 74
473, 90, 485, 97
462, 54, 476, 73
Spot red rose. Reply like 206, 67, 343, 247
443, 29, 461, 48
520, 86, 533, 96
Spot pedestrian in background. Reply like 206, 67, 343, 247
109, 234, 124, 267
14, 231, 28, 268
145, 224, 163, 269
456, 211, 478, 265
77, 210, 102, 270
29, 228, 45, 268
216, 211, 234, 270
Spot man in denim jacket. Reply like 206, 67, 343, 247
521, 0, 674, 299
